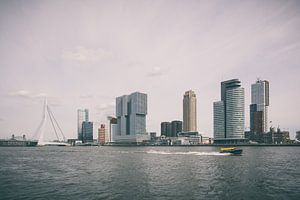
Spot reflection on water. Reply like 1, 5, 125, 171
0, 146, 299, 200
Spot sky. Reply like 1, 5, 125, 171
0, 0, 299, 140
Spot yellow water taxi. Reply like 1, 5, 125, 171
220, 147, 243, 155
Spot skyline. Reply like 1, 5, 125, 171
0, 0, 300, 139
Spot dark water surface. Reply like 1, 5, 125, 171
0, 146, 299, 200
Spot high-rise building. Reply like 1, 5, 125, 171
77, 109, 89, 140
171, 120, 182, 137
82, 121, 93, 142
115, 92, 147, 143
250, 79, 269, 133
161, 120, 182, 137
213, 101, 225, 139
250, 104, 264, 134
98, 124, 105, 145
213, 79, 245, 143
161, 122, 171, 137
107, 117, 117, 143
183, 90, 197, 132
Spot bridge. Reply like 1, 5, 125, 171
33, 99, 70, 146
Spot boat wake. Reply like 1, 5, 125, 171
146, 150, 230, 156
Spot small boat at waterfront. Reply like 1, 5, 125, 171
220, 147, 243, 155
38, 141, 71, 146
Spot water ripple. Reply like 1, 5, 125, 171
0, 146, 299, 199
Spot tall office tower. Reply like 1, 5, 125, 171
115, 92, 147, 142
107, 117, 117, 143
171, 120, 182, 137
82, 121, 93, 142
77, 109, 89, 140
213, 101, 225, 139
213, 79, 245, 143
98, 124, 105, 145
250, 79, 269, 133
161, 122, 171, 137
183, 90, 197, 132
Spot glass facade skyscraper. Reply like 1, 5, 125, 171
161, 122, 171, 137
225, 87, 245, 139
213, 101, 224, 139
250, 79, 269, 133
77, 109, 89, 140
213, 79, 245, 143
82, 121, 93, 142
115, 92, 147, 143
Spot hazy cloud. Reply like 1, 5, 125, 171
62, 46, 114, 63
96, 102, 115, 114
79, 94, 94, 99
9, 90, 48, 99
9, 90, 31, 98
147, 66, 164, 77
8, 90, 62, 107
95, 102, 116, 123
80, 94, 115, 99
0, 0, 299, 139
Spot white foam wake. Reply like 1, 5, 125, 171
146, 150, 230, 156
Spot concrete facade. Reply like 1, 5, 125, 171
183, 90, 197, 132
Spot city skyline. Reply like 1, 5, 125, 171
0, 0, 300, 139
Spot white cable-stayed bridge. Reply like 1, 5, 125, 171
32, 99, 70, 146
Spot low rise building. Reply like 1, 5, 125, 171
263, 127, 290, 144
177, 132, 201, 145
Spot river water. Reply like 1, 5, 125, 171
0, 146, 299, 199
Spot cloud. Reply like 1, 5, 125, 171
79, 94, 94, 99
95, 101, 115, 114
9, 90, 48, 99
62, 46, 114, 63
147, 66, 164, 77
0, 117, 4, 122
35, 93, 48, 98
7, 90, 62, 106
9, 90, 31, 98
80, 94, 115, 99
95, 101, 116, 123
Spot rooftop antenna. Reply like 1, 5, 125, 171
256, 77, 261, 83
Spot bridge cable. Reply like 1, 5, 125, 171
47, 106, 60, 141
47, 106, 66, 141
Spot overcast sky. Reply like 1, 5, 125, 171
0, 0, 299, 140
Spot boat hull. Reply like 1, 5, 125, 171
220, 148, 243, 155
